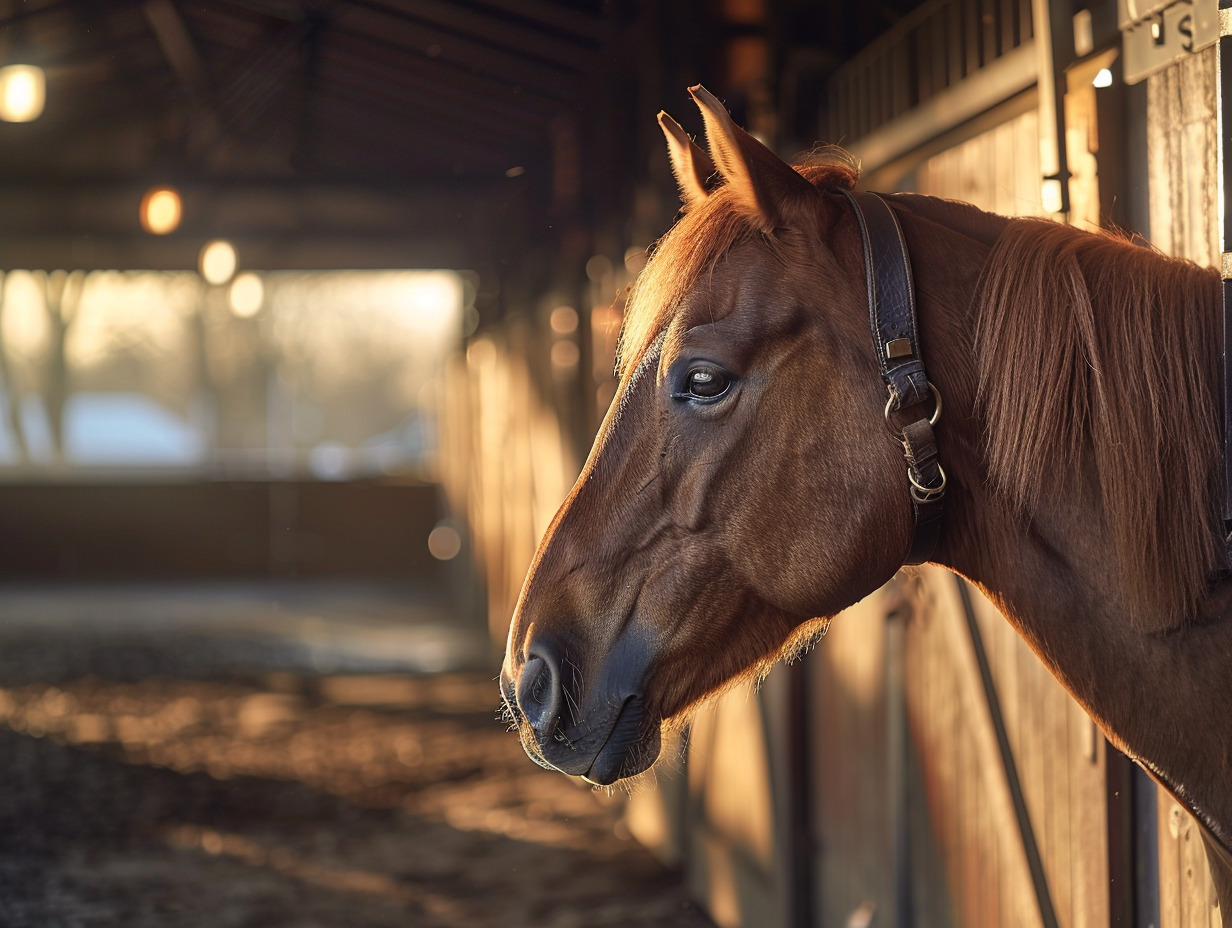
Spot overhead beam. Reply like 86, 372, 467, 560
321, 28, 554, 133
0, 177, 524, 235
356, 0, 599, 71
0, 233, 476, 273
340, 3, 578, 101
143, 0, 209, 92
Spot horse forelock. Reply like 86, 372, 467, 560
615, 153, 860, 383
974, 219, 1223, 632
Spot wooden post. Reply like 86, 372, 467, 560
1218, 0, 1232, 527
1032, 0, 1075, 214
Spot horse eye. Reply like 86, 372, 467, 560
686, 367, 730, 398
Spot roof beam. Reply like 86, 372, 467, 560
143, 0, 209, 92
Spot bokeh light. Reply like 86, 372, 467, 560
550, 339, 579, 369
549, 305, 578, 334
427, 523, 462, 560
140, 187, 182, 235
228, 272, 264, 318
0, 64, 45, 122
199, 240, 238, 286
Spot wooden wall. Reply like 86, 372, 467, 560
1144, 46, 1219, 268
0, 480, 448, 581
908, 569, 1111, 928
436, 323, 579, 651
1143, 42, 1224, 928
914, 107, 1050, 218
799, 564, 1114, 928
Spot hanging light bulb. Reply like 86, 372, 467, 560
0, 64, 45, 122
140, 186, 182, 235
199, 239, 238, 286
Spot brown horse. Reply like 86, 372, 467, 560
499, 85, 1232, 905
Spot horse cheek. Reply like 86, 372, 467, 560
734, 416, 908, 618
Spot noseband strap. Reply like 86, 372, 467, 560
841, 190, 946, 565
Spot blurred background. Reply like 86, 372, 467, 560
0, 0, 1221, 926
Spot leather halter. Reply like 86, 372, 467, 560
841, 190, 946, 564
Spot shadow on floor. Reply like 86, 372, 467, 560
0, 583, 712, 928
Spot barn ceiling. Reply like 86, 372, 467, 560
0, 0, 932, 276
0, 0, 650, 274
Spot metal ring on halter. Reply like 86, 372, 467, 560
908, 462, 947, 503
884, 382, 942, 435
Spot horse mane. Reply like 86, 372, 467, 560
974, 218, 1223, 632
616, 150, 859, 380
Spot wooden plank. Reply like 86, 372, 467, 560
1146, 59, 1179, 255
1015, 108, 1043, 215
907, 569, 1047, 928
1178, 798, 1219, 928
1019, 0, 1033, 44
981, 0, 1000, 62
964, 0, 982, 74
968, 584, 1079, 928
1045, 670, 1073, 926
1157, 792, 1223, 928
992, 117, 1016, 216
1146, 46, 1218, 263
1000, 0, 1017, 52
890, 36, 909, 117
947, 1, 965, 86
1069, 708, 1109, 928
810, 592, 893, 926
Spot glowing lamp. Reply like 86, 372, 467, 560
0, 64, 45, 122
199, 239, 237, 286
228, 272, 264, 318
140, 186, 182, 235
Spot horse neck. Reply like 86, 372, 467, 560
901, 199, 1232, 849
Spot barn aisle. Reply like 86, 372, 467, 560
0, 583, 714, 928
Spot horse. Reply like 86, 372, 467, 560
499, 84, 1232, 908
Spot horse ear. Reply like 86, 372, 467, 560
689, 84, 814, 230
658, 111, 714, 207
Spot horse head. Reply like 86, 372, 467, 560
500, 86, 926, 784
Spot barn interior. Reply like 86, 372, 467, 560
0, 0, 1222, 926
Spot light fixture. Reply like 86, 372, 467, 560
199, 239, 237, 286
140, 186, 182, 235
228, 272, 264, 318
1092, 68, 1114, 89
1041, 179, 1065, 214
0, 64, 45, 122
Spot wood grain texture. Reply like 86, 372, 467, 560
1145, 47, 1223, 928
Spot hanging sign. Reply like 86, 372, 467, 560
1120, 0, 1218, 83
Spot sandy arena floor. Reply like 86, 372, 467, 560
0, 583, 714, 928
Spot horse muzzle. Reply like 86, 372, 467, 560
500, 635, 662, 785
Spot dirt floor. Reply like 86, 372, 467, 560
0, 583, 715, 928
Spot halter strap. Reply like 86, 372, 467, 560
841, 190, 946, 565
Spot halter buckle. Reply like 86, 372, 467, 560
908, 462, 947, 504
884, 382, 942, 437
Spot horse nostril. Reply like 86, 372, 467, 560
516, 651, 563, 738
